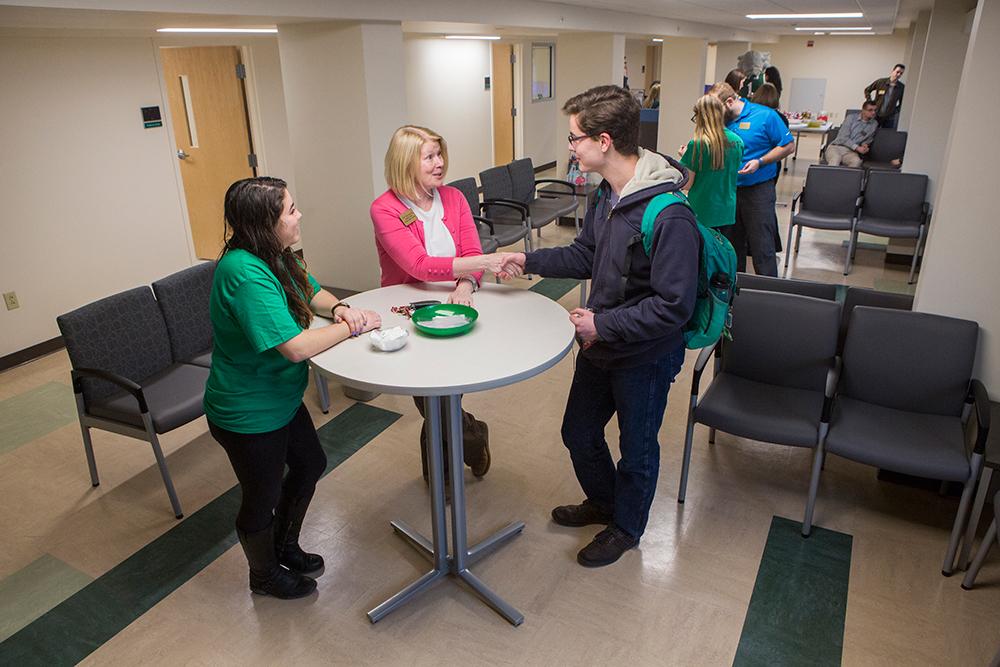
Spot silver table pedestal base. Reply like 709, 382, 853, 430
367, 395, 525, 626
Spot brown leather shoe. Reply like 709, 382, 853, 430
551, 500, 613, 527
467, 423, 491, 478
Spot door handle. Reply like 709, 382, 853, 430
176, 150, 190, 160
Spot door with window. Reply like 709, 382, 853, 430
161, 46, 256, 260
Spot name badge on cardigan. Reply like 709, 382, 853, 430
400, 209, 418, 226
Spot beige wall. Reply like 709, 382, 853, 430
713, 41, 750, 84
915, 0, 1000, 397
403, 36, 492, 184
625, 38, 648, 94
750, 33, 909, 123
656, 37, 708, 159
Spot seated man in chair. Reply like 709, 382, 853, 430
823, 101, 879, 168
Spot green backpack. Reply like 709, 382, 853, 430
640, 192, 737, 349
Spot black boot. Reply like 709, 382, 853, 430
274, 494, 324, 575
237, 523, 316, 599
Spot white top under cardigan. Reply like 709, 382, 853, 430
399, 189, 456, 258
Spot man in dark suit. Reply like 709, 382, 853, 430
865, 64, 905, 129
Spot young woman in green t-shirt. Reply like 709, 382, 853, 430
205, 177, 380, 599
679, 94, 744, 231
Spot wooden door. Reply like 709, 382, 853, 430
491, 43, 515, 166
161, 46, 255, 260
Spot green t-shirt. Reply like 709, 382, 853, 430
680, 129, 744, 229
203, 249, 321, 434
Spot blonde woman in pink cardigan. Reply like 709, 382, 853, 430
371, 125, 503, 484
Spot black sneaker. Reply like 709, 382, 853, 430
576, 526, 638, 567
551, 500, 613, 527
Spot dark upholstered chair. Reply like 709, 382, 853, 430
57, 286, 211, 518
863, 129, 907, 171
818, 307, 989, 574
785, 165, 864, 275
679, 289, 842, 536
450, 176, 529, 252
848, 170, 929, 284
151, 261, 215, 367
507, 157, 579, 235
737, 273, 838, 301
838, 286, 913, 352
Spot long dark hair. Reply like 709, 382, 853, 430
764, 66, 782, 99
222, 177, 313, 328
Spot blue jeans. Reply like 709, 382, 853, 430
560, 345, 686, 539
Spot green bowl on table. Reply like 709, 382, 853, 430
410, 304, 479, 337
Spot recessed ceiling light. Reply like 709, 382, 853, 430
829, 32, 877, 35
444, 35, 501, 40
156, 27, 278, 33
652, 38, 663, 42
794, 27, 871, 31
747, 13, 863, 20
814, 32, 827, 35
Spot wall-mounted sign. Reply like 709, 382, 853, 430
807, 40, 815, 48
484, 76, 491, 91
141, 106, 162, 129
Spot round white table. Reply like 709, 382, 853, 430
309, 282, 574, 626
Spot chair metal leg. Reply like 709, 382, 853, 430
795, 224, 803, 252
944, 453, 983, 575
74, 393, 100, 486
908, 225, 926, 284
143, 415, 183, 519
784, 221, 795, 271
708, 428, 716, 444
845, 230, 857, 275
961, 467, 994, 569
314, 369, 330, 414
961, 518, 997, 590
802, 428, 828, 537
678, 395, 698, 503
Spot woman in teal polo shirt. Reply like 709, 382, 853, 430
205, 177, 381, 599
679, 94, 744, 231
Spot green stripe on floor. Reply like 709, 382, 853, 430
0, 382, 77, 456
733, 516, 852, 667
0, 402, 400, 667
530, 277, 581, 302
0, 555, 92, 643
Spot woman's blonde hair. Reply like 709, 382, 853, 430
691, 94, 731, 171
384, 125, 449, 201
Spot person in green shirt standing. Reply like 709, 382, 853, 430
205, 176, 381, 599
679, 94, 744, 232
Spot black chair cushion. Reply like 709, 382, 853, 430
695, 374, 824, 447
800, 165, 863, 217
480, 236, 499, 254
826, 397, 969, 482
88, 363, 210, 434
855, 216, 921, 238
187, 349, 212, 368
490, 222, 530, 247
792, 210, 854, 231
152, 262, 215, 364
57, 286, 173, 403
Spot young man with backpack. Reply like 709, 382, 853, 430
495, 85, 704, 567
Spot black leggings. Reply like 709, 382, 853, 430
208, 403, 327, 533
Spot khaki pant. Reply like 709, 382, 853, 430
412, 396, 489, 480
825, 144, 864, 168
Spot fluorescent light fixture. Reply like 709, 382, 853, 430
795, 26, 871, 31
444, 35, 501, 40
814, 32, 827, 35
747, 12, 863, 19
829, 32, 877, 35
157, 27, 278, 33
652, 38, 663, 42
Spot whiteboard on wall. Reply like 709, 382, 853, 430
788, 78, 827, 114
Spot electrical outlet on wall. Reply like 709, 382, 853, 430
3, 292, 19, 310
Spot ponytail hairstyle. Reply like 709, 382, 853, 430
691, 94, 731, 171
222, 177, 314, 328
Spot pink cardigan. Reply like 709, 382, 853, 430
370, 186, 484, 288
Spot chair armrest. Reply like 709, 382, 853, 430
472, 215, 495, 234
922, 202, 932, 225
821, 357, 842, 423
690, 340, 719, 397
71, 367, 148, 413
967, 379, 991, 454
480, 200, 529, 228
792, 190, 803, 213
534, 179, 576, 195
483, 197, 529, 215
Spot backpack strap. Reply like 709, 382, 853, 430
640, 192, 691, 255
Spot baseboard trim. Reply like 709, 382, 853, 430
0, 336, 64, 372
